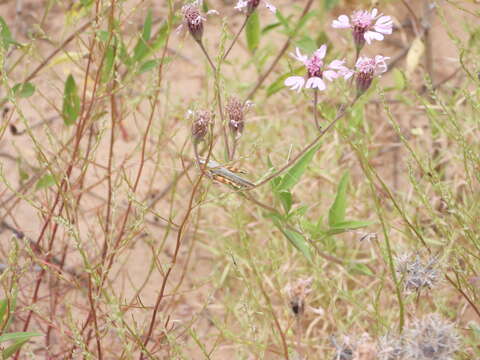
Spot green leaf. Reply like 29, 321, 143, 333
330, 220, 374, 231
36, 174, 55, 190
283, 229, 313, 262
392, 68, 406, 90
0, 17, 13, 50
138, 59, 159, 74
12, 82, 35, 98
348, 263, 374, 277
277, 143, 321, 192
278, 190, 292, 214
325, 220, 374, 236
324, 0, 340, 10
246, 12, 260, 53
0, 299, 7, 326
2, 339, 29, 359
101, 40, 116, 83
132, 9, 153, 62
62, 74, 80, 126
261, 22, 281, 34
328, 172, 349, 227
275, 10, 291, 33
0, 332, 41, 343
269, 218, 312, 261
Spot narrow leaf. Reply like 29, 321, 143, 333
278, 190, 292, 214
328, 172, 349, 227
348, 263, 374, 277
133, 9, 153, 62
330, 220, 374, 231
62, 74, 80, 126
101, 40, 116, 83
0, 17, 13, 50
138, 59, 159, 74
2, 339, 29, 359
12, 83, 35, 98
275, 10, 290, 33
245, 11, 260, 53
0, 299, 7, 326
277, 142, 321, 192
283, 229, 313, 262
0, 332, 41, 343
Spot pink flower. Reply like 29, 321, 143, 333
354, 55, 390, 93
284, 45, 352, 92
235, 0, 276, 15
177, 0, 218, 42
332, 8, 393, 46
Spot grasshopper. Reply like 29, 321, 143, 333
198, 159, 255, 189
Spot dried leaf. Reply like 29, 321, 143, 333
406, 37, 425, 79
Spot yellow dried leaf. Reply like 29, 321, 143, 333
406, 37, 425, 79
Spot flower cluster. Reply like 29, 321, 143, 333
284, 8, 392, 95
284, 45, 352, 92
378, 314, 460, 360
332, 8, 393, 47
396, 253, 440, 293
235, 0, 276, 15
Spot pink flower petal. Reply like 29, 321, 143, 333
375, 55, 390, 73
370, 8, 378, 18
364, 30, 384, 44
374, 16, 393, 34
332, 14, 351, 28
284, 76, 305, 92
328, 59, 346, 70
234, 0, 248, 11
264, 1, 276, 13
291, 47, 308, 64
305, 77, 326, 90
315, 44, 327, 60
323, 70, 338, 82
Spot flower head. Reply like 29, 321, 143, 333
284, 45, 352, 92
354, 55, 389, 94
190, 109, 212, 142
178, 0, 218, 42
332, 8, 393, 47
395, 253, 440, 293
403, 314, 460, 360
225, 97, 253, 138
235, 0, 276, 15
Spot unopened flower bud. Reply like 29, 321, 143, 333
182, 3, 205, 42
191, 110, 211, 142
226, 97, 245, 138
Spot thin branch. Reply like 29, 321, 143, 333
223, 16, 249, 62
245, 0, 315, 100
